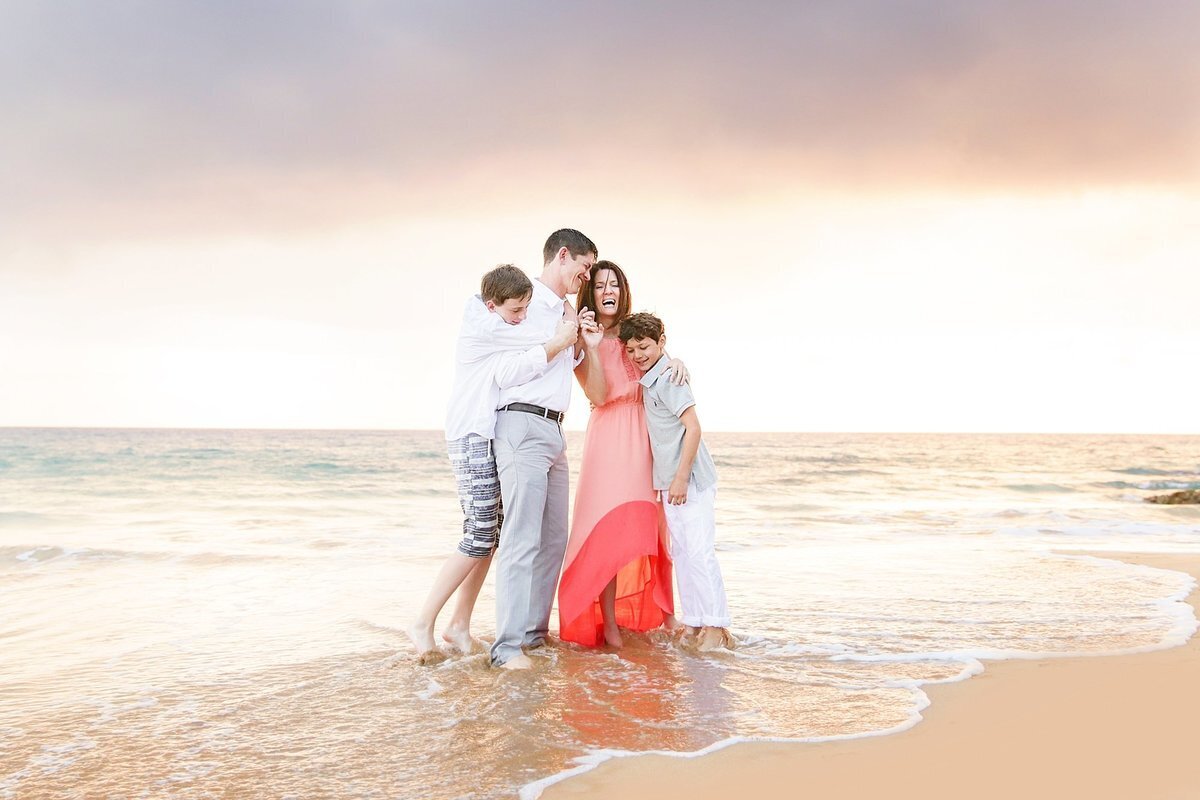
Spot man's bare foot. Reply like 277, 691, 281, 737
442, 626, 479, 655
498, 653, 533, 670
603, 622, 623, 648
405, 621, 439, 660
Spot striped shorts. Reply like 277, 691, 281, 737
447, 433, 503, 558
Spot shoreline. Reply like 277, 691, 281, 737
540, 551, 1200, 799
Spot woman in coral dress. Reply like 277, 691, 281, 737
558, 261, 682, 647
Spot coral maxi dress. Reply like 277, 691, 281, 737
558, 337, 674, 646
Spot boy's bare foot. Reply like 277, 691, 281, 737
603, 621, 624, 648
498, 653, 533, 670
442, 626, 479, 655
405, 621, 438, 660
677, 626, 701, 649
696, 627, 722, 651
415, 648, 448, 666
696, 626, 735, 652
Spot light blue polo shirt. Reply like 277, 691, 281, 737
639, 355, 718, 493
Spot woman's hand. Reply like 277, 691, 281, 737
666, 357, 689, 386
579, 307, 604, 350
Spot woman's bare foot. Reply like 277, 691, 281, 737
441, 625, 479, 655
661, 613, 683, 632
498, 653, 533, 670
603, 621, 624, 648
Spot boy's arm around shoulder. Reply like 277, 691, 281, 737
492, 318, 579, 387
457, 297, 545, 363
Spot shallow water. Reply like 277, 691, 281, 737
1, 429, 1198, 798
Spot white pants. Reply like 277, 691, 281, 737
662, 483, 730, 628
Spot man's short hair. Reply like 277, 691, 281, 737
618, 312, 664, 343
480, 264, 532, 305
542, 229, 598, 265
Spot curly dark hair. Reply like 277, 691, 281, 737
618, 312, 664, 343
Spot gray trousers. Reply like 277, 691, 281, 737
489, 409, 569, 665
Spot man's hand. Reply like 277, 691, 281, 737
667, 476, 689, 506
551, 317, 579, 350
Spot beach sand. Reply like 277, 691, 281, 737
544, 553, 1200, 799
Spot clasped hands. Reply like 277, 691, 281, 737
559, 303, 603, 350
576, 307, 603, 348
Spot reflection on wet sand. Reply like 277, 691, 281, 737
2, 633, 863, 799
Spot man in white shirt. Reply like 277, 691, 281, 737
491, 229, 600, 669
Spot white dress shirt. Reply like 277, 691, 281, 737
444, 294, 554, 441
495, 279, 579, 414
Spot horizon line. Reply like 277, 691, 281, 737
1, 426, 1197, 437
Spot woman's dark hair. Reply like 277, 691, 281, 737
575, 260, 632, 325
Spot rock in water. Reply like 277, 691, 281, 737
1145, 489, 1200, 504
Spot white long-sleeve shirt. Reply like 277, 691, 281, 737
495, 279, 579, 415
444, 294, 554, 441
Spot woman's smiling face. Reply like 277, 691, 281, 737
592, 269, 621, 322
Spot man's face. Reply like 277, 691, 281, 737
487, 294, 531, 325
624, 335, 665, 373
563, 250, 596, 296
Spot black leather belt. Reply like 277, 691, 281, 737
499, 402, 564, 424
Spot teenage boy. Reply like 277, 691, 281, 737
406, 264, 578, 664
619, 312, 734, 651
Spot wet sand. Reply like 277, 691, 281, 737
544, 552, 1200, 799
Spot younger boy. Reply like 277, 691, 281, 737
406, 264, 578, 664
619, 312, 734, 651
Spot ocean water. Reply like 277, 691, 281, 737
1, 428, 1198, 799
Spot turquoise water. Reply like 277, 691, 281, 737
1, 429, 1198, 798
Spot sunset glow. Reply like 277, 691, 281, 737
2, 2, 1197, 432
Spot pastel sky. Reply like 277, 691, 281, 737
3, 1, 1198, 433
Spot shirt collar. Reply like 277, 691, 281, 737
639, 355, 670, 388
467, 293, 487, 312
532, 278, 565, 308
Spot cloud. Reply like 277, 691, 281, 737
2, 0, 1197, 249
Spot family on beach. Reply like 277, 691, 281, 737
406, 229, 734, 669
